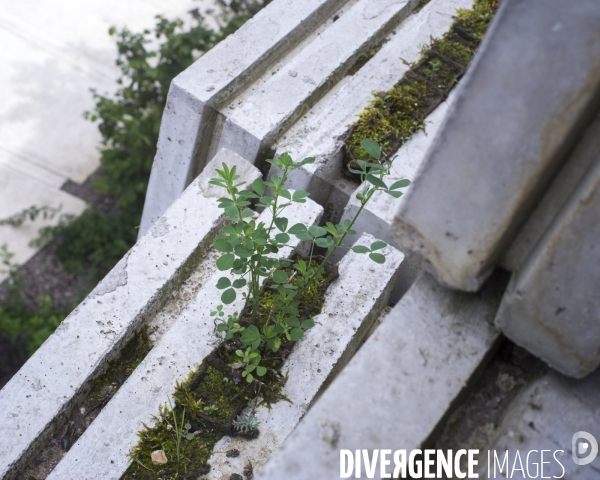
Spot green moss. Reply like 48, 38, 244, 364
124, 262, 329, 479
86, 326, 154, 408
344, 0, 500, 172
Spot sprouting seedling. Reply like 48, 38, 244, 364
209, 140, 410, 380
232, 412, 260, 433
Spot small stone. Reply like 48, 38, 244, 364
496, 372, 516, 392
229, 474, 243, 480
288, 70, 298, 77
226, 448, 240, 458
151, 450, 168, 465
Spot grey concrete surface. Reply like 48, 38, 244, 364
392, 0, 600, 291
205, 234, 404, 479
273, 0, 470, 224
47, 193, 323, 480
495, 151, 600, 379
139, 0, 349, 237
0, 149, 260, 480
258, 272, 503, 479
478, 370, 600, 479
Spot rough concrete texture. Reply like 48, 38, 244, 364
275, 0, 471, 217
477, 369, 600, 479
216, 0, 416, 166
392, 0, 600, 291
139, 0, 347, 237
495, 153, 600, 379
502, 110, 600, 272
205, 234, 404, 479
47, 197, 324, 479
258, 273, 503, 479
0, 149, 260, 480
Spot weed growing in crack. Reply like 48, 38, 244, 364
209, 140, 410, 381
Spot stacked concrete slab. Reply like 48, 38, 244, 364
4, 0, 600, 477
391, 0, 600, 378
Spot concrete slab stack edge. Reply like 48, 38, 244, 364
139, 0, 350, 237
0, 149, 261, 480
495, 155, 600, 379
391, 0, 600, 291
258, 273, 503, 479
47, 195, 324, 479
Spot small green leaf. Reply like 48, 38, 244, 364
308, 225, 327, 238
371, 241, 387, 251
290, 328, 304, 341
273, 270, 288, 284
386, 190, 404, 198
234, 244, 253, 258
301, 319, 315, 329
351, 245, 370, 254
252, 178, 265, 196
366, 174, 387, 189
275, 233, 290, 244
184, 423, 191, 430
389, 179, 411, 190
186, 433, 195, 440
216, 277, 231, 289
292, 190, 309, 203
246, 373, 254, 383
286, 317, 300, 327
256, 366, 267, 377
369, 252, 386, 264
361, 140, 381, 160
217, 324, 228, 332
221, 288, 236, 304
315, 238, 330, 249
232, 279, 247, 288
240, 209, 255, 218
274, 217, 288, 232
279, 189, 292, 200
214, 236, 233, 253
216, 253, 235, 271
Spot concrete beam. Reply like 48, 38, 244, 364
258, 273, 503, 479
392, 0, 600, 291
273, 0, 471, 224
215, 0, 417, 167
205, 234, 403, 479
0, 149, 260, 480
47, 196, 324, 479
139, 0, 349, 236
477, 370, 600, 478
495, 151, 600, 378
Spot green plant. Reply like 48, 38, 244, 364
210, 140, 410, 378
0, 245, 67, 356
232, 411, 260, 433
167, 397, 189, 472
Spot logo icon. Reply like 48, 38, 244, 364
572, 431, 598, 466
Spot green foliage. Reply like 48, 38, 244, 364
0, 245, 67, 356
210, 141, 410, 378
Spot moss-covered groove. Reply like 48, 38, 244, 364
343, 0, 500, 176
124, 259, 336, 479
